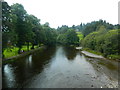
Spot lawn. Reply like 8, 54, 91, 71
3, 45, 38, 58
76, 32, 84, 41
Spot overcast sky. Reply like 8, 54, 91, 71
5, 0, 119, 28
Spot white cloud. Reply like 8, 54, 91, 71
5, 0, 119, 28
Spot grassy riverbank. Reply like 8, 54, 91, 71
3, 46, 46, 64
3, 45, 38, 58
82, 48, 120, 60
83, 48, 103, 55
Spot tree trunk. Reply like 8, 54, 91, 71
27, 42, 29, 51
2, 50, 5, 59
18, 47, 22, 54
39, 43, 41, 47
31, 44, 34, 49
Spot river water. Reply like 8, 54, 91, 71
2, 46, 118, 88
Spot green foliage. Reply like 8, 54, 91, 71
2, 2, 17, 52
2, 2, 57, 57
57, 34, 66, 44
80, 20, 116, 37
107, 55, 120, 60
103, 30, 119, 56
11, 3, 28, 53
82, 28, 119, 58
42, 25, 57, 45
82, 31, 98, 50
65, 29, 79, 45
76, 32, 84, 42
57, 29, 79, 45
57, 25, 68, 34
2, 2, 119, 60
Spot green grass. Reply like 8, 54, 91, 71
3, 47, 19, 58
107, 54, 120, 60
21, 45, 32, 51
3, 45, 38, 58
76, 32, 84, 40
34, 45, 38, 49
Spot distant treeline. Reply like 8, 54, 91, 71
2, 2, 120, 59
57, 21, 120, 59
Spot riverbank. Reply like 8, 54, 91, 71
81, 51, 104, 59
3, 45, 39, 58
3, 46, 46, 64
80, 48, 120, 61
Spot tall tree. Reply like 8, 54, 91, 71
42, 23, 57, 46
65, 29, 79, 45
28, 15, 41, 49
24, 14, 34, 51
2, 2, 17, 57
11, 3, 27, 53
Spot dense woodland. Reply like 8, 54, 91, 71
2, 2, 120, 59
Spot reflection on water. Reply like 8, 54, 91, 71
64, 46, 77, 60
3, 64, 16, 88
3, 46, 56, 88
28, 55, 32, 66
2, 46, 118, 88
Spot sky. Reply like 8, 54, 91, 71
5, 0, 119, 28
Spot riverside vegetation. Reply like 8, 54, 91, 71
2, 2, 120, 60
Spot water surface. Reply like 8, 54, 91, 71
2, 46, 118, 88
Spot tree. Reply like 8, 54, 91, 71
2, 2, 17, 57
57, 34, 66, 44
57, 25, 68, 34
24, 14, 34, 51
82, 20, 114, 37
65, 29, 79, 45
82, 27, 119, 57
2, 2, 11, 51
11, 3, 28, 53
103, 30, 119, 56
28, 15, 42, 49
42, 24, 57, 45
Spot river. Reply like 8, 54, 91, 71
2, 46, 118, 88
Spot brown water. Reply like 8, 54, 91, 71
2, 46, 118, 88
